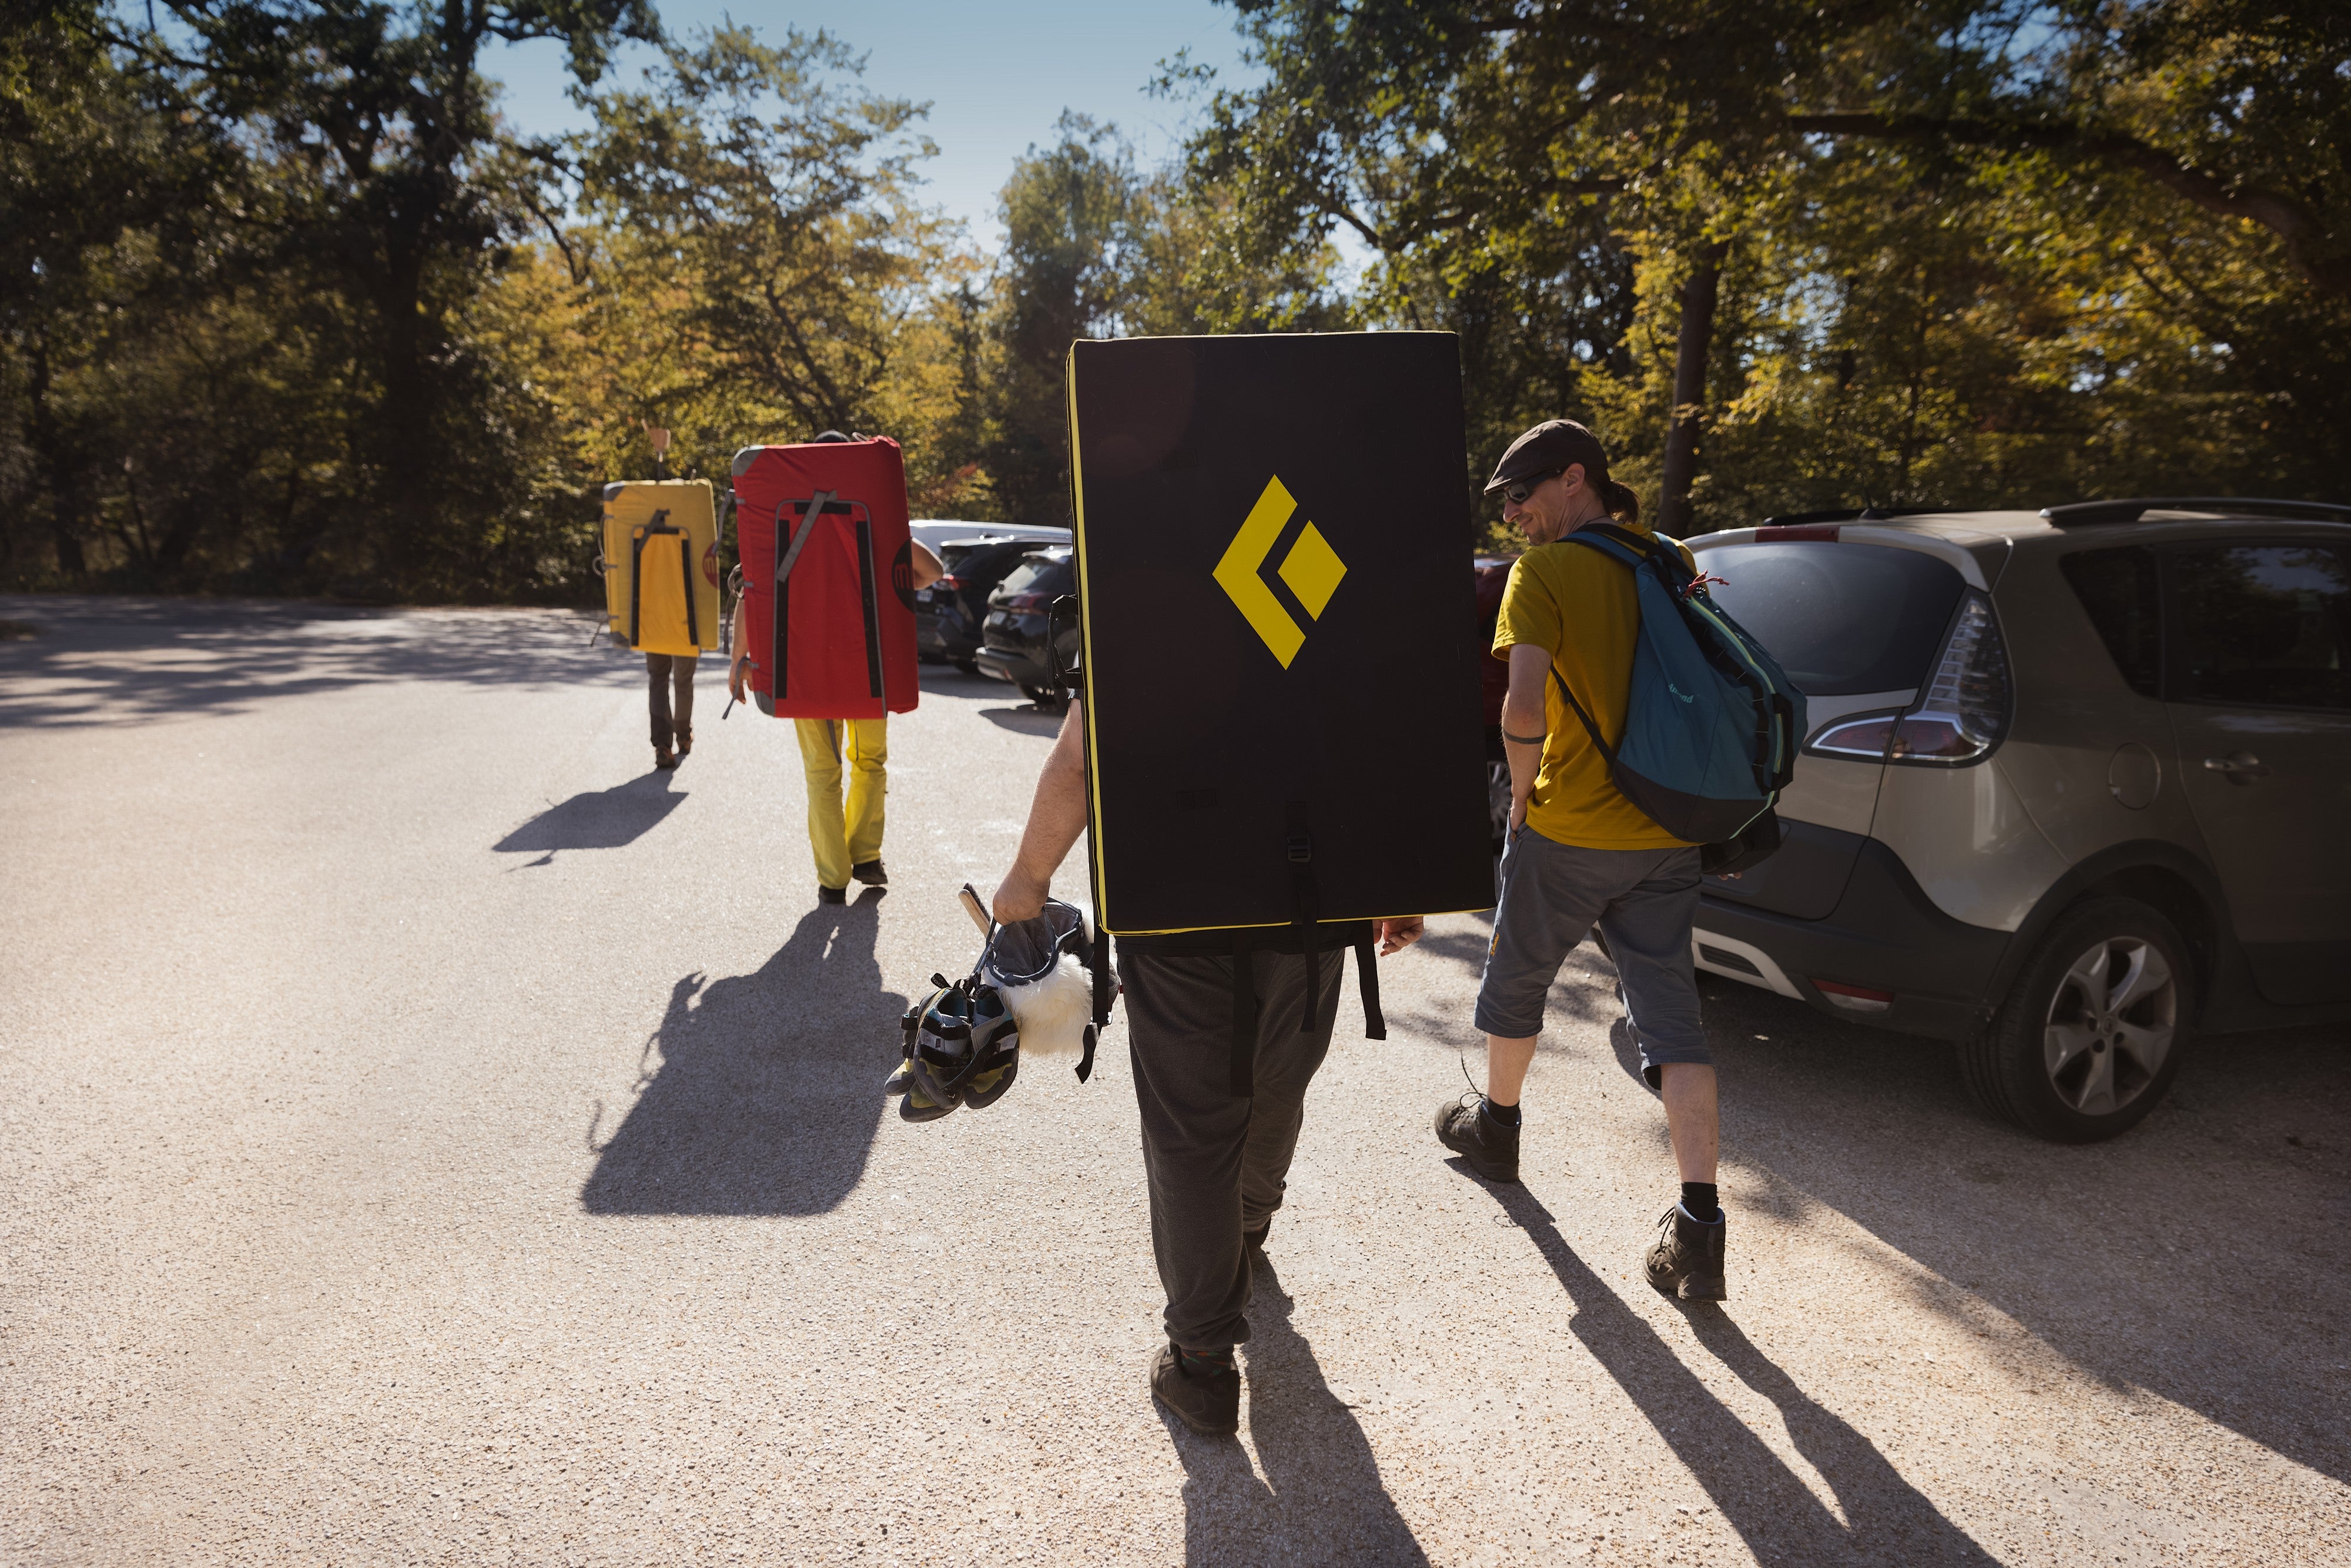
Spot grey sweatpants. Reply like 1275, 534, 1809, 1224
1476, 826, 1709, 1088
1120, 947, 1344, 1352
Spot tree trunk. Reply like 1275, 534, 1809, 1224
24, 339, 89, 579
1659, 241, 1727, 535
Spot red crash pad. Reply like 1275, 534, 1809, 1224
732, 437, 920, 719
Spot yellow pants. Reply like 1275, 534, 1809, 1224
795, 717, 888, 890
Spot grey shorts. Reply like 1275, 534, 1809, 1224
1475, 825, 1709, 1088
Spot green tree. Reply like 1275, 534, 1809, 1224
114, 0, 659, 594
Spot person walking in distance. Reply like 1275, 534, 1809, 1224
726, 430, 945, 905
1433, 418, 1728, 1301
641, 425, 696, 771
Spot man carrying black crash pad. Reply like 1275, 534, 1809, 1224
1431, 418, 1728, 1303
997, 330, 1493, 1439
991, 708, 1424, 1437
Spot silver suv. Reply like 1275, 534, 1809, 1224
1683, 498, 2351, 1142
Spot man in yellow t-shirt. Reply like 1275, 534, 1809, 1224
1432, 419, 1727, 1303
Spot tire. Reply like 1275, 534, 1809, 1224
1961, 896, 2193, 1143
1021, 685, 1067, 714
955, 659, 980, 676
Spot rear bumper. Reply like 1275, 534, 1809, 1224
1694, 836, 2012, 1040
973, 644, 1049, 686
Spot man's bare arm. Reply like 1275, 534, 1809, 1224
993, 704, 1089, 923
909, 540, 946, 590
1502, 643, 1552, 829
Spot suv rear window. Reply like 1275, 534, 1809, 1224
997, 554, 1074, 600
1700, 542, 1965, 695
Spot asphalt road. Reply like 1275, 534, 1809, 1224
2, 595, 2345, 1567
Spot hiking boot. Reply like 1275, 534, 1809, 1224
851, 859, 889, 887
1433, 1094, 1521, 1184
654, 746, 677, 770
1150, 1343, 1239, 1437
1645, 1205, 1728, 1301
818, 884, 847, 906
675, 728, 692, 758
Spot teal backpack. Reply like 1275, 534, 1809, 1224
1552, 524, 1807, 865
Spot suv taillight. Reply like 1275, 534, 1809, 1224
934, 574, 964, 592
1807, 592, 2011, 765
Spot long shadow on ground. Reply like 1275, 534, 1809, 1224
582, 889, 906, 1215
1662, 974, 2351, 1487
0, 594, 623, 727
495, 770, 684, 859
1479, 1179, 1998, 1565
1161, 1255, 1428, 1567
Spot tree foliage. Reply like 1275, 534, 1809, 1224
3, 1, 2345, 595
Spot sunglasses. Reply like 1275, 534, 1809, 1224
1499, 469, 1565, 507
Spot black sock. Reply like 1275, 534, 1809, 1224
1178, 1345, 1233, 1375
1484, 1097, 1522, 1128
1680, 1182, 1720, 1222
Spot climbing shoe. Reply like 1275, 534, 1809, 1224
1645, 1204, 1728, 1301
1434, 1094, 1521, 1184
852, 859, 889, 887
1150, 1343, 1239, 1437
893, 975, 1019, 1124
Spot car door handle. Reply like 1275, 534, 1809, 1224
2203, 752, 2272, 783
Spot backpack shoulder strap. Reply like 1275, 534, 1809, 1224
1571, 522, 1694, 585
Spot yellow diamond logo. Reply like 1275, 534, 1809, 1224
1278, 523, 1347, 619
1213, 477, 1348, 668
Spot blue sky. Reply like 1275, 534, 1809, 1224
486, 1, 1262, 249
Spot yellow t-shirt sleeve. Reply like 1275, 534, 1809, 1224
1494, 557, 1560, 655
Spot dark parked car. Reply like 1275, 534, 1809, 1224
916, 538, 1033, 671
973, 548, 1079, 709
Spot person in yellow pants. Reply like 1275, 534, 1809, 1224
725, 441, 943, 904
793, 716, 889, 903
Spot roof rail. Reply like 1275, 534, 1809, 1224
2041, 496, 2351, 526
1757, 505, 1946, 527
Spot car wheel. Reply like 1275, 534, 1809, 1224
1021, 685, 1067, 713
1962, 896, 2192, 1143
955, 659, 980, 676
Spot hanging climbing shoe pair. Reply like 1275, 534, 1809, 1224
888, 974, 1020, 1123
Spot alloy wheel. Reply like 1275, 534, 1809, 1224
2042, 937, 2176, 1117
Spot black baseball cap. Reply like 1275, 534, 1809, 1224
1483, 419, 1612, 495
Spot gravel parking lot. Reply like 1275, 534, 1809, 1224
3, 597, 2345, 1566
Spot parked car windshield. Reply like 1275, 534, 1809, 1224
997, 554, 1074, 601
1700, 542, 1965, 695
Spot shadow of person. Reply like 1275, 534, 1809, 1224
1680, 1308, 1993, 1562
496, 770, 684, 857
1475, 1180, 1997, 1566
581, 890, 905, 1215
977, 705, 1067, 738
1159, 1255, 1430, 1567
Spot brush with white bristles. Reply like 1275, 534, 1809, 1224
960, 884, 1095, 1058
